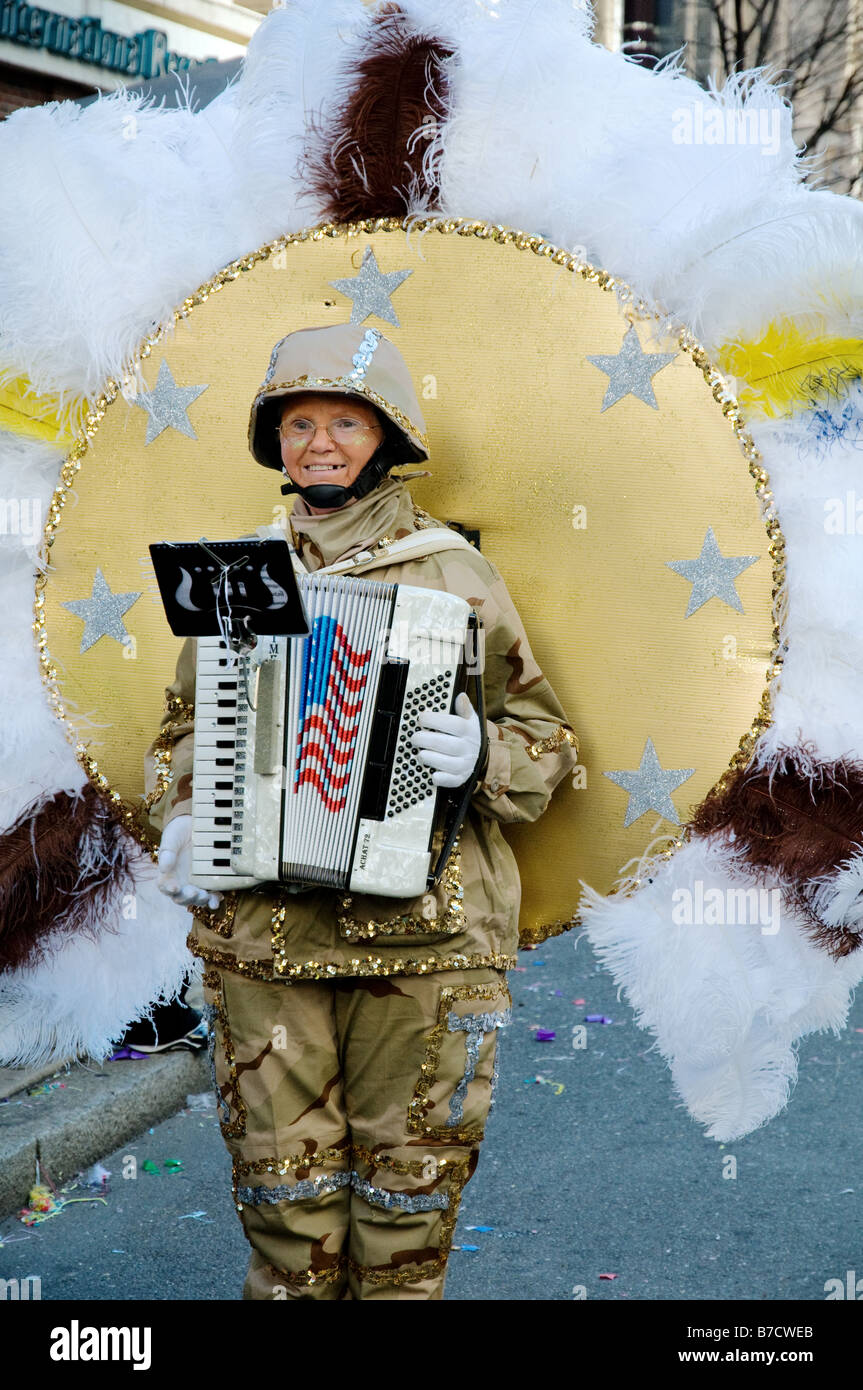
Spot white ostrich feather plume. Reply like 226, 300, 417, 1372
578, 833, 863, 1141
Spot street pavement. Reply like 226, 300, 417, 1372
2, 926, 862, 1302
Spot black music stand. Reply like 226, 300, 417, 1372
149, 538, 309, 646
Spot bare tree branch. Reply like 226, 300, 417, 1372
753, 0, 783, 67
692, 0, 861, 193
806, 68, 862, 147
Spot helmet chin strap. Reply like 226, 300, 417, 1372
279, 439, 395, 509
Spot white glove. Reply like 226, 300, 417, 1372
157, 814, 223, 911
411, 692, 483, 788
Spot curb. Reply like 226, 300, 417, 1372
0, 1051, 209, 1219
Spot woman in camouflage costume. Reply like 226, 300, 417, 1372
144, 323, 578, 1300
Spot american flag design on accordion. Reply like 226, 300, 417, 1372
281, 574, 397, 876
294, 614, 374, 812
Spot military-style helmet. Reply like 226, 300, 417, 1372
248, 322, 429, 475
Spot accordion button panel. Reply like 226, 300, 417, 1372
349, 586, 472, 899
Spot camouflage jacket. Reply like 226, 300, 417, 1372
142, 479, 578, 982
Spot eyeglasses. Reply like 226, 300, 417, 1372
277, 416, 383, 447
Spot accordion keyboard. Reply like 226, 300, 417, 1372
191, 636, 259, 889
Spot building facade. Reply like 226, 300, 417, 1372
0, 0, 261, 117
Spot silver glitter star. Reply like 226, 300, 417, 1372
329, 245, 413, 326
587, 323, 676, 411
666, 527, 760, 617
134, 359, 208, 444
63, 567, 142, 653
603, 737, 695, 828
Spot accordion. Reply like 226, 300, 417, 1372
190, 572, 483, 898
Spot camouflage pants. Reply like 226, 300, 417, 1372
200, 964, 512, 1300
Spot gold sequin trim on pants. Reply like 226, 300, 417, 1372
201, 968, 246, 1139
265, 1258, 348, 1290
347, 1154, 473, 1287
233, 1144, 351, 1183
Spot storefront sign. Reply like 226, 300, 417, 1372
0, 0, 219, 79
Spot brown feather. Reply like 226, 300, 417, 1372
688, 748, 863, 959
302, 4, 453, 222
0, 784, 139, 973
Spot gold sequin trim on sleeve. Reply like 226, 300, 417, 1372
140, 693, 195, 813
526, 725, 580, 761
140, 722, 180, 812
166, 693, 195, 721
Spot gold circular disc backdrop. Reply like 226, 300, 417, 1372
39, 218, 780, 941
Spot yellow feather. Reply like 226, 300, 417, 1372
0, 371, 81, 445
718, 321, 863, 419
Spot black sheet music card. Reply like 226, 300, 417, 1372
149, 538, 310, 638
